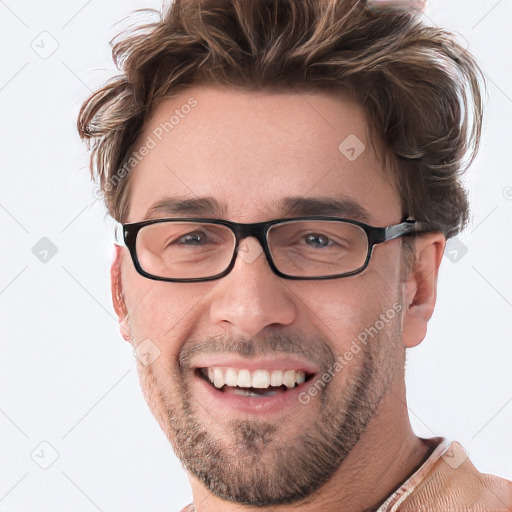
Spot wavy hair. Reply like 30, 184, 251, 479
78, 0, 485, 239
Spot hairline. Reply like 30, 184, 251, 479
117, 82, 402, 224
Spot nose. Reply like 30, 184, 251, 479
208, 237, 297, 338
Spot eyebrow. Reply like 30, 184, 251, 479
280, 196, 370, 222
145, 197, 227, 218
144, 195, 370, 222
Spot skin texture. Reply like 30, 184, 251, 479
111, 86, 446, 512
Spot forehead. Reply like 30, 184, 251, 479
126, 85, 400, 225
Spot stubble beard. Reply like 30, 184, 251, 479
136, 315, 402, 506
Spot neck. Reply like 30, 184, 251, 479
187, 377, 432, 512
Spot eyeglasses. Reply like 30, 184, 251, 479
116, 216, 429, 282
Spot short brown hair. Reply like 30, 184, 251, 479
78, 0, 485, 238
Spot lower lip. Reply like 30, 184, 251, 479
193, 373, 315, 415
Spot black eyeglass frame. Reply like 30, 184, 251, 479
119, 216, 430, 283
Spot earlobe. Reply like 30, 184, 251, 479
111, 245, 132, 343
401, 232, 446, 348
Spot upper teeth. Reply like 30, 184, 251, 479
204, 367, 307, 389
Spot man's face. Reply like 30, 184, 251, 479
115, 86, 408, 505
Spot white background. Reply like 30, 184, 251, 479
0, 1, 511, 510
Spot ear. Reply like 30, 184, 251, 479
401, 232, 446, 348
111, 244, 132, 343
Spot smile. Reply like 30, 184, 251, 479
197, 367, 314, 397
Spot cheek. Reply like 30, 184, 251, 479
298, 268, 401, 351
369, 242, 404, 289
121, 263, 218, 355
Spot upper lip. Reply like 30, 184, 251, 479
191, 356, 319, 375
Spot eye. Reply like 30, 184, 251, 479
178, 231, 208, 245
304, 233, 332, 248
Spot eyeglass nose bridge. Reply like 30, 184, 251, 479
225, 220, 282, 276
231, 221, 269, 244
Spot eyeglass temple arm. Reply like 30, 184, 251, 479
114, 223, 126, 246
384, 220, 432, 241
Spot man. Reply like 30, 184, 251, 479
78, 0, 512, 510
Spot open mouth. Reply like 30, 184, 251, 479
196, 367, 315, 397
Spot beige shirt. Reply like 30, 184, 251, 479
376, 437, 512, 511
180, 437, 512, 512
